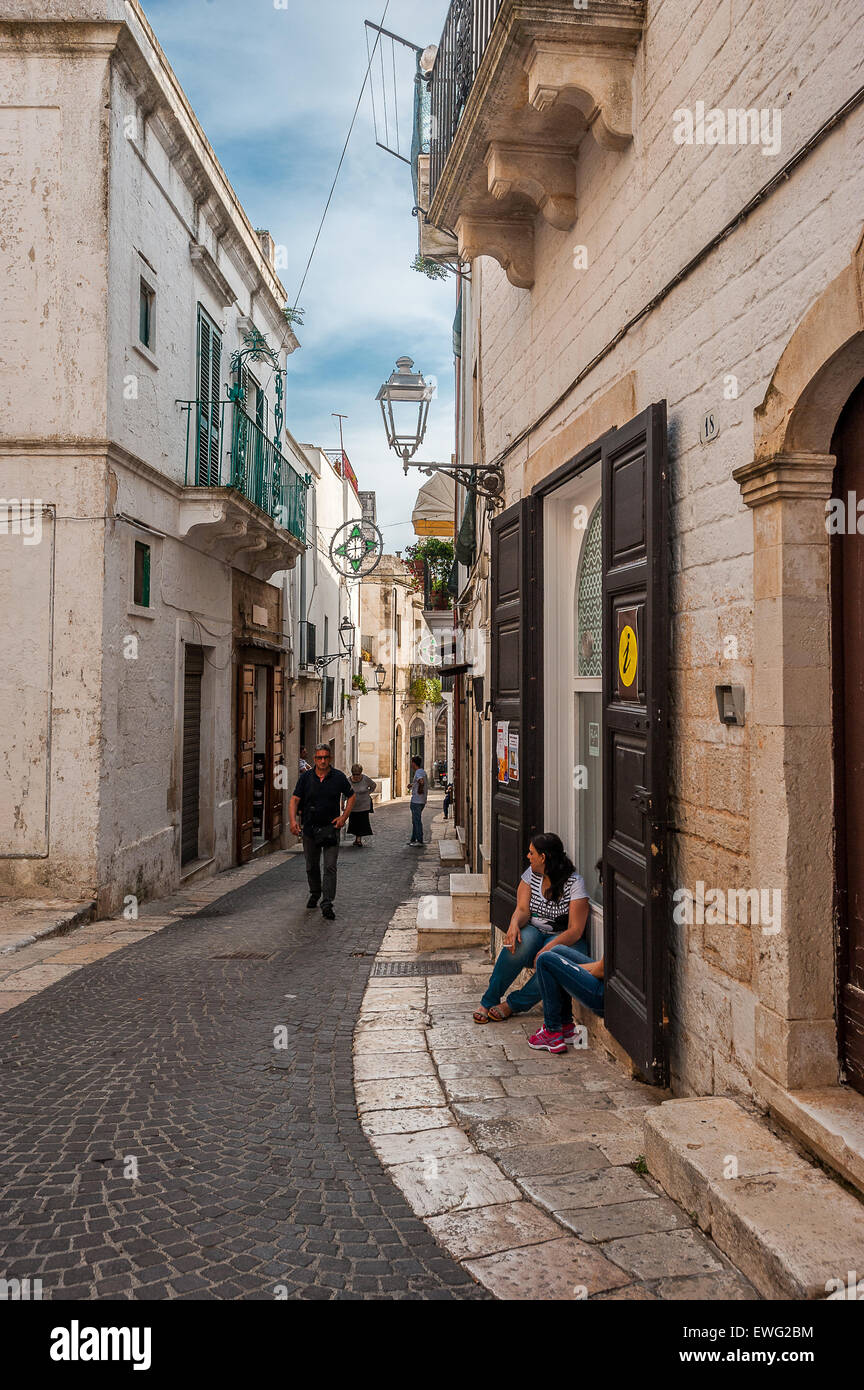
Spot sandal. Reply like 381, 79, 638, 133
487, 1004, 513, 1022
473, 1008, 491, 1024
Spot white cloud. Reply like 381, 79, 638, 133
142, 0, 456, 550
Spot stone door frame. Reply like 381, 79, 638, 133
734, 229, 864, 1094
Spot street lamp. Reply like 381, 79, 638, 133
376, 356, 435, 464
375, 354, 504, 504
315, 615, 356, 672
374, 663, 386, 690
338, 615, 355, 657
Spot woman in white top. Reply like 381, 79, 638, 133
347, 765, 377, 847
473, 832, 590, 1024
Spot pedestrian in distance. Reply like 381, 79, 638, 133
289, 744, 355, 921
347, 764, 376, 847
443, 780, 454, 821
298, 746, 311, 773
473, 832, 589, 1025
407, 754, 428, 845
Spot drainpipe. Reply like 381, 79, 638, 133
391, 583, 397, 797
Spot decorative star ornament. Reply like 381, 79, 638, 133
329, 520, 384, 578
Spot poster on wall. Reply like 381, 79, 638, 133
508, 731, 520, 783
496, 720, 510, 784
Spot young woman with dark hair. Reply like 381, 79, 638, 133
472, 832, 590, 1025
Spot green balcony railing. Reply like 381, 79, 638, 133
180, 400, 308, 545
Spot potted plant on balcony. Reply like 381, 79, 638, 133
351, 674, 368, 695
403, 538, 455, 606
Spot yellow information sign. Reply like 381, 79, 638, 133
618, 624, 638, 689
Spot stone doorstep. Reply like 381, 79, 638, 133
644, 1097, 864, 1300
439, 842, 466, 865
755, 1070, 864, 1199
416, 896, 489, 953
0, 900, 96, 957
449, 874, 491, 924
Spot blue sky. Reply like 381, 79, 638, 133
141, 0, 453, 553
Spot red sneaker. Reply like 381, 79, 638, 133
528, 1026, 567, 1054
562, 1023, 576, 1039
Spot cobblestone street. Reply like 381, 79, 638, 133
0, 801, 488, 1301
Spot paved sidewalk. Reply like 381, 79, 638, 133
0, 849, 302, 1015
355, 826, 759, 1301
0, 898, 95, 959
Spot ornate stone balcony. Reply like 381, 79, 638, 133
427, 0, 645, 288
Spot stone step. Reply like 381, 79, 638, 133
644, 1096, 864, 1300
456, 825, 466, 844
416, 896, 489, 953
449, 874, 490, 924
439, 840, 465, 865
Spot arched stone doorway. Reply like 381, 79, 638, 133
409, 717, 425, 769
736, 227, 864, 1098
830, 381, 864, 1095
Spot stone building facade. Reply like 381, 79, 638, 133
357, 555, 445, 804
412, 0, 864, 1181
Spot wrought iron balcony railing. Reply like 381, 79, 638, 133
180, 400, 308, 545
429, 0, 503, 203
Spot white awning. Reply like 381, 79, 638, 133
411, 470, 455, 537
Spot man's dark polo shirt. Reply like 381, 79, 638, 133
293, 766, 353, 831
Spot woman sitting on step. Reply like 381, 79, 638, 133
473, 832, 589, 1025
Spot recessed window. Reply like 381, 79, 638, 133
139, 279, 155, 349
134, 541, 151, 608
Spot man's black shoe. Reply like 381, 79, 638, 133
306, 895, 320, 909
321, 905, 335, 921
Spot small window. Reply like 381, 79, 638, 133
139, 279, 155, 349
134, 541, 151, 607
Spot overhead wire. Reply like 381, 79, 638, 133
288, 0, 392, 325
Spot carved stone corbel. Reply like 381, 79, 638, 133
525, 40, 635, 150
485, 143, 578, 231
456, 215, 535, 290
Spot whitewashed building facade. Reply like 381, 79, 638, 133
0, 0, 308, 911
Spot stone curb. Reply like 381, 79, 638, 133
0, 901, 96, 957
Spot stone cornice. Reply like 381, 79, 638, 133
116, 5, 292, 330
733, 452, 836, 508
189, 241, 237, 310
428, 0, 644, 287
0, 21, 122, 54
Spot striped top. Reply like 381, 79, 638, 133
520, 868, 588, 934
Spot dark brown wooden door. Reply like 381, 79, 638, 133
181, 646, 204, 865
271, 665, 285, 842
601, 402, 669, 1084
489, 497, 541, 929
237, 663, 255, 864
832, 380, 864, 1094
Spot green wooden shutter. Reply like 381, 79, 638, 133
196, 307, 222, 486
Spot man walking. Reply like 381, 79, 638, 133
289, 745, 355, 920
407, 754, 428, 846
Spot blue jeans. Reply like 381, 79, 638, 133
536, 944, 604, 1029
480, 924, 549, 1014
410, 804, 424, 843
